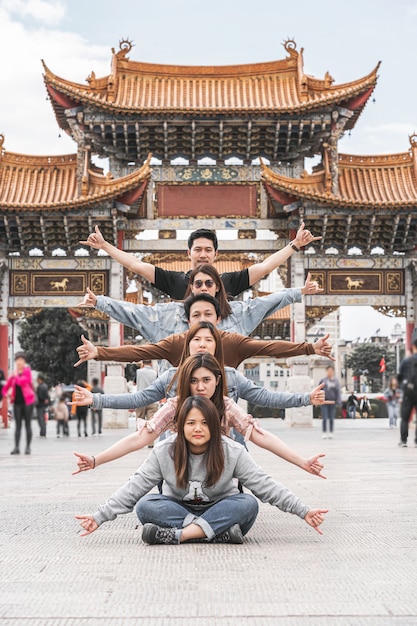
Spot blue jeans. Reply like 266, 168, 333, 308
347, 405, 356, 419
321, 404, 336, 433
136, 493, 259, 541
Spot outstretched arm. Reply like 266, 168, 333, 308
73, 427, 158, 474
248, 222, 321, 285
80, 225, 156, 284
224, 397, 326, 478
249, 428, 326, 478
74, 334, 179, 367
73, 399, 177, 473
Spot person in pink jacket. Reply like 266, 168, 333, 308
2, 352, 35, 455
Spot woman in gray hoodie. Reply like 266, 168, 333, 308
76, 396, 328, 544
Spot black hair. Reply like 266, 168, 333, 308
92, 378, 99, 385
14, 352, 27, 361
183, 294, 221, 321
187, 229, 218, 251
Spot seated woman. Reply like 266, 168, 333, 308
73, 353, 329, 478
76, 396, 328, 544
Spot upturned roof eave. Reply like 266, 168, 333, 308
42, 61, 380, 117
0, 153, 151, 212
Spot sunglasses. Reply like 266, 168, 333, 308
192, 279, 215, 289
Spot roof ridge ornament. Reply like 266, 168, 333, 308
409, 133, 417, 176
108, 38, 134, 102
283, 38, 303, 59
113, 38, 134, 59
409, 133, 417, 149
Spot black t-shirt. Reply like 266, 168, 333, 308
14, 384, 25, 406
154, 267, 250, 300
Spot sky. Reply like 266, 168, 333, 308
0, 0, 415, 340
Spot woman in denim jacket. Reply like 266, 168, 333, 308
78, 264, 321, 343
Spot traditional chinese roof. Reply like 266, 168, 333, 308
261, 136, 417, 208
0, 137, 151, 210
261, 137, 417, 252
0, 135, 151, 253
43, 39, 379, 164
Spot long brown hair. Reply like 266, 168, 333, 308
173, 396, 225, 488
184, 263, 232, 319
175, 354, 227, 422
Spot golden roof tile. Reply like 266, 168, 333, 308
261, 135, 417, 208
0, 138, 151, 210
43, 39, 379, 117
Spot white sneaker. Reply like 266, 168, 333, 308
322, 433, 327, 439
328, 434, 333, 439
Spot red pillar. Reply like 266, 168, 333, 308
0, 323, 9, 428
406, 321, 414, 354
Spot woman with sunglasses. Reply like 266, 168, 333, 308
76, 395, 328, 544
77, 263, 321, 342
73, 352, 328, 479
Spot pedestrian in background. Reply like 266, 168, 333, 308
71, 380, 90, 437
136, 360, 159, 422
2, 352, 35, 455
397, 329, 417, 447
90, 378, 104, 434
54, 394, 70, 437
384, 377, 401, 429
347, 391, 358, 419
36, 374, 50, 437
319, 366, 341, 439
359, 395, 371, 419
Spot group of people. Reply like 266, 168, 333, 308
1, 352, 105, 452
72, 224, 332, 543
346, 392, 372, 420
5, 221, 417, 542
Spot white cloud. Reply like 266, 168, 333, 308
0, 5, 109, 155
0, 0, 66, 26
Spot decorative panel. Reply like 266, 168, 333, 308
308, 270, 403, 295
10, 271, 108, 297
156, 183, 259, 218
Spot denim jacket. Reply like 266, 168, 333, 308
92, 366, 311, 410
95, 288, 302, 342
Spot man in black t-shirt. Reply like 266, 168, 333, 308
81, 224, 320, 300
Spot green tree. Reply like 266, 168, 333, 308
345, 343, 395, 393
18, 309, 87, 386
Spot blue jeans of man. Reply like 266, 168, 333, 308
36, 405, 47, 436
347, 405, 356, 419
136, 493, 259, 541
400, 393, 417, 444
321, 404, 336, 433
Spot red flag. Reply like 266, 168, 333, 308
379, 357, 386, 373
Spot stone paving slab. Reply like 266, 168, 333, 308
1, 416, 416, 625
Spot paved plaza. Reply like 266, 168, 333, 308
1, 414, 416, 625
